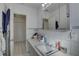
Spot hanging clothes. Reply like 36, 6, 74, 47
2, 9, 10, 56
2, 9, 10, 34
6, 9, 10, 28
2, 11, 6, 34
6, 9, 10, 56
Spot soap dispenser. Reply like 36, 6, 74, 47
56, 41, 61, 50
44, 35, 48, 45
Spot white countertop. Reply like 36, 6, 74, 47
27, 39, 70, 56
50, 51, 69, 56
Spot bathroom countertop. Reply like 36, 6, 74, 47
27, 39, 70, 56
27, 39, 43, 56
50, 51, 69, 56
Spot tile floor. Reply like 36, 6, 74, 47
14, 41, 30, 56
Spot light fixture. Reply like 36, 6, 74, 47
41, 3, 52, 10
42, 3, 45, 7
42, 3, 48, 7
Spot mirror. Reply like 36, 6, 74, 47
42, 3, 70, 31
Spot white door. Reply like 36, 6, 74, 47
14, 14, 26, 56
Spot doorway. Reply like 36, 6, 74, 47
13, 14, 26, 56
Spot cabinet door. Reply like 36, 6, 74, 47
49, 8, 60, 30
61, 40, 71, 54
27, 41, 38, 56
59, 5, 67, 29
49, 16, 55, 30
70, 40, 79, 56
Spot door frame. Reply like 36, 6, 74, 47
14, 14, 26, 42
10, 12, 27, 55
13, 13, 26, 55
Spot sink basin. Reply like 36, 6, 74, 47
35, 43, 58, 56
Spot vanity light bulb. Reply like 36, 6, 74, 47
42, 4, 45, 7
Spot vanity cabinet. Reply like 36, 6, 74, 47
69, 40, 79, 56
49, 8, 59, 30
27, 39, 39, 56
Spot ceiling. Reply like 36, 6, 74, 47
20, 3, 66, 12
20, 3, 56, 11
21, 3, 42, 9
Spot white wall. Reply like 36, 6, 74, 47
69, 4, 79, 55
37, 7, 50, 28
70, 3, 79, 29
0, 3, 4, 32
0, 4, 5, 55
